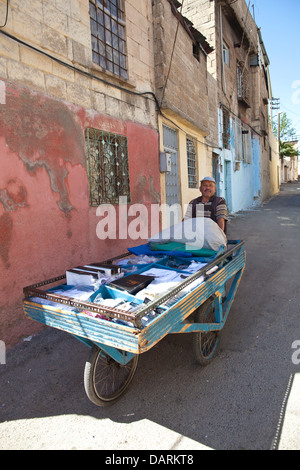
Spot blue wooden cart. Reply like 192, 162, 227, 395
23, 240, 245, 406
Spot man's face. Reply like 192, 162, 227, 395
200, 181, 216, 199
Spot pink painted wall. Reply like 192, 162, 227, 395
0, 80, 160, 346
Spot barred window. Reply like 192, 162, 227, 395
237, 61, 250, 107
89, 0, 128, 80
186, 137, 197, 188
85, 128, 130, 205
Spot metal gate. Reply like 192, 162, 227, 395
163, 125, 180, 207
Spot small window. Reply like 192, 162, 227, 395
223, 41, 230, 66
89, 0, 128, 80
237, 61, 250, 106
186, 137, 197, 188
85, 128, 130, 205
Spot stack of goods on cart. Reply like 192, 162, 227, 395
29, 218, 225, 328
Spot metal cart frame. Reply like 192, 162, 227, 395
23, 240, 245, 406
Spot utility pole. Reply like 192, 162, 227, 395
278, 111, 282, 155
278, 111, 283, 184
270, 97, 280, 129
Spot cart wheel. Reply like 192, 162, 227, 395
84, 345, 139, 406
192, 298, 221, 366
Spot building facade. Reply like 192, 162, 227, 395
0, 0, 279, 344
152, 0, 215, 223
280, 140, 299, 183
0, 0, 161, 344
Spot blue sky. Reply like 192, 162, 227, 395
251, 0, 300, 139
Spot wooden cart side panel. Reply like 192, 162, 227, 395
137, 251, 246, 353
23, 301, 140, 354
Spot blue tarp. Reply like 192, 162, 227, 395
128, 242, 225, 262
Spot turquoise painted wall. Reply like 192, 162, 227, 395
218, 112, 262, 214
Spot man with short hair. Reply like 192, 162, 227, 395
184, 177, 228, 233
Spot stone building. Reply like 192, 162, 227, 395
152, 0, 215, 222
182, 0, 280, 212
280, 140, 299, 182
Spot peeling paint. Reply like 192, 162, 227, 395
131, 174, 161, 204
0, 178, 28, 211
0, 213, 13, 269
0, 86, 86, 214
0, 80, 162, 346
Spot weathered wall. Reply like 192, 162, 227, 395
153, 0, 209, 134
0, 79, 160, 345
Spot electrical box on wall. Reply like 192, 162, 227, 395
160, 152, 172, 172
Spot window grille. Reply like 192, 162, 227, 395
237, 61, 250, 107
85, 128, 130, 205
89, 0, 128, 80
186, 137, 197, 188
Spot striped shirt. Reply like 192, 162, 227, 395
184, 195, 228, 222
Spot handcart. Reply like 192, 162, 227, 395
23, 240, 245, 406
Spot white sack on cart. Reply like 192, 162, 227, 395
149, 217, 227, 251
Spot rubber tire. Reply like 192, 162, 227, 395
192, 298, 221, 365
84, 345, 139, 406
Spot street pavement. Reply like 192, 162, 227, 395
0, 183, 300, 451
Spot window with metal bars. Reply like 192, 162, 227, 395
237, 61, 250, 107
85, 128, 130, 205
89, 0, 128, 80
186, 137, 197, 188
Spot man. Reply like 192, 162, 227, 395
184, 176, 228, 233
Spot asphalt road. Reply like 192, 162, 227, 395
1, 183, 300, 451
